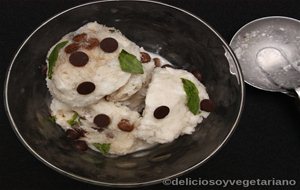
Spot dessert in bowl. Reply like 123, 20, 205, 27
4, 0, 244, 187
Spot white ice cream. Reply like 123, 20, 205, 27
47, 22, 211, 155
51, 99, 151, 155
106, 49, 156, 101
135, 67, 210, 144
47, 22, 139, 107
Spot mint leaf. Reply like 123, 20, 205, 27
48, 115, 56, 124
93, 143, 111, 155
118, 49, 144, 74
47, 41, 68, 79
181, 78, 200, 115
67, 112, 80, 126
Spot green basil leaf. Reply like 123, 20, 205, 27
67, 112, 80, 126
93, 143, 111, 155
181, 78, 200, 115
47, 41, 68, 79
118, 49, 144, 74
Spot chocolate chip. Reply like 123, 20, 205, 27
73, 140, 88, 151
84, 38, 100, 50
200, 99, 214, 112
161, 64, 174, 68
69, 51, 89, 67
154, 106, 170, 119
118, 119, 134, 132
191, 70, 203, 82
77, 81, 95, 95
100, 37, 118, 53
94, 114, 111, 128
64, 43, 80, 54
66, 129, 80, 140
153, 58, 161, 67
140, 52, 151, 63
72, 33, 87, 42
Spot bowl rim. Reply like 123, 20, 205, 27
4, 0, 245, 187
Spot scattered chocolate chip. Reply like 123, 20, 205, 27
72, 33, 87, 42
69, 51, 89, 67
161, 64, 174, 68
140, 52, 151, 63
73, 140, 88, 151
200, 99, 214, 112
153, 58, 161, 67
118, 119, 134, 132
191, 70, 203, 82
109, 29, 116, 33
100, 37, 118, 53
94, 114, 111, 128
66, 129, 80, 140
154, 106, 170, 119
77, 81, 95, 95
84, 38, 100, 50
106, 132, 114, 138
64, 43, 80, 54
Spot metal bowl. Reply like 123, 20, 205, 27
4, 0, 244, 187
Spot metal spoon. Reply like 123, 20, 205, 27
230, 16, 300, 98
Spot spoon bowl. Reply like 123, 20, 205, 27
230, 16, 300, 98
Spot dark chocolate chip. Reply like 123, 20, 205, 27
66, 129, 80, 140
69, 51, 89, 67
100, 37, 118, 53
77, 81, 95, 95
84, 38, 100, 50
200, 99, 214, 112
64, 43, 80, 54
154, 106, 170, 119
72, 33, 87, 42
191, 70, 203, 82
153, 58, 161, 67
93, 114, 111, 128
73, 140, 88, 151
140, 52, 151, 63
118, 119, 134, 132
161, 64, 175, 68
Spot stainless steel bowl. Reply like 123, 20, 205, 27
4, 0, 244, 187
